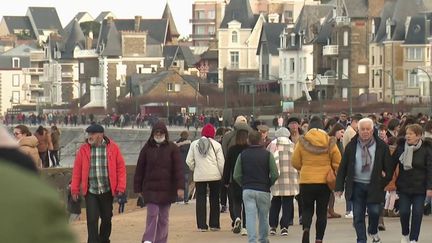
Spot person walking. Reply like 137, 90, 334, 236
134, 121, 184, 243
175, 131, 192, 204
186, 123, 225, 231
50, 125, 61, 167
233, 130, 279, 243
292, 116, 341, 243
71, 123, 127, 243
13, 124, 42, 169
393, 124, 432, 243
34, 125, 53, 168
335, 118, 394, 243
267, 127, 298, 236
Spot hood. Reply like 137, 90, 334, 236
277, 136, 292, 145
197, 137, 211, 156
234, 122, 252, 132
19, 135, 39, 148
148, 121, 169, 145
299, 128, 336, 154
0, 126, 18, 148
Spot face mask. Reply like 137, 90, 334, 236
154, 136, 166, 144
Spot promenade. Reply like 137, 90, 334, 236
70, 198, 432, 243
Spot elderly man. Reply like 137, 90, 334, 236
335, 118, 394, 243
71, 123, 127, 243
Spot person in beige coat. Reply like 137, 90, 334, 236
14, 125, 42, 169
34, 126, 53, 168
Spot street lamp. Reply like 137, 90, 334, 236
375, 70, 395, 114
411, 67, 432, 115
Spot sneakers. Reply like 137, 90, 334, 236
369, 233, 381, 243
241, 228, 248, 236
269, 227, 276, 235
210, 227, 220, 231
401, 235, 409, 243
198, 228, 208, 232
233, 218, 241, 234
280, 227, 288, 236
345, 211, 353, 218
220, 205, 227, 213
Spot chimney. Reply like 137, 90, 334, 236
107, 16, 114, 25
134, 16, 142, 32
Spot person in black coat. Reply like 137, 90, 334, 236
175, 131, 192, 203
335, 118, 395, 243
393, 124, 432, 243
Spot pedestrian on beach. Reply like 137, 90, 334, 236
134, 121, 184, 243
175, 130, 192, 204
292, 116, 341, 243
71, 123, 127, 243
335, 118, 394, 243
233, 130, 279, 243
13, 124, 42, 169
186, 123, 225, 231
393, 124, 432, 243
34, 125, 53, 168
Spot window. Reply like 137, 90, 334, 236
407, 70, 419, 88
358, 65, 367, 74
167, 83, 173, 91
407, 47, 423, 61
290, 33, 295, 46
136, 64, 144, 74
371, 47, 375, 65
174, 84, 181, 92
196, 26, 205, 34
12, 74, 20, 87
342, 88, 348, 99
289, 58, 295, 74
231, 31, 238, 43
11, 91, 20, 104
283, 58, 287, 73
208, 26, 215, 35
208, 10, 215, 19
342, 58, 349, 77
79, 62, 85, 74
343, 31, 349, 46
12, 57, 20, 68
230, 51, 239, 69
196, 10, 205, 19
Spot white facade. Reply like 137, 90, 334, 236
279, 44, 314, 100
0, 70, 31, 115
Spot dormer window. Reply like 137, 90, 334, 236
12, 57, 20, 68
290, 33, 295, 46
386, 18, 392, 40
232, 31, 238, 43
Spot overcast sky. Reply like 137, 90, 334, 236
1, 0, 194, 37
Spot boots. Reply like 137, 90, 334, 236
302, 228, 310, 243
327, 209, 342, 218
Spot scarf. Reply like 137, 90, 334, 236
399, 140, 422, 170
357, 137, 376, 172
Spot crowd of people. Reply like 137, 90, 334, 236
3, 109, 432, 243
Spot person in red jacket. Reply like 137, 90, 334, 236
71, 123, 127, 243
134, 121, 184, 243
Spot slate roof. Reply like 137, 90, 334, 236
63, 12, 93, 34
162, 3, 180, 37
404, 15, 430, 45
294, 5, 334, 43
343, 0, 368, 18
314, 12, 334, 44
391, 0, 425, 41
0, 44, 34, 68
163, 45, 198, 68
2, 16, 36, 39
1, 44, 36, 56
220, 0, 256, 29
97, 18, 168, 56
257, 23, 285, 55
373, 0, 397, 43
200, 49, 218, 59
134, 71, 171, 94
95, 11, 114, 23
62, 20, 86, 59
27, 7, 63, 32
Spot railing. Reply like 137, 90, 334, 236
335, 16, 350, 26
22, 67, 44, 75
323, 45, 338, 55
61, 72, 73, 77
189, 18, 216, 24
190, 33, 216, 39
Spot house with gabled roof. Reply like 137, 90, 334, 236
369, 0, 431, 105
0, 16, 36, 41
95, 11, 116, 23
26, 7, 63, 43
63, 12, 94, 34
163, 45, 198, 75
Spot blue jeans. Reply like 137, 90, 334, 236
398, 192, 425, 241
243, 189, 271, 243
352, 182, 381, 243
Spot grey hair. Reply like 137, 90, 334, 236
357, 118, 374, 130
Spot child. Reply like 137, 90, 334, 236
67, 181, 81, 222
118, 193, 128, 214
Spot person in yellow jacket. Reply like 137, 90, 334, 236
292, 116, 341, 243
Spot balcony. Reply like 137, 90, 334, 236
189, 18, 216, 24
316, 75, 336, 85
29, 84, 43, 91
323, 45, 338, 56
335, 16, 350, 26
62, 72, 73, 78
190, 33, 217, 40
22, 67, 44, 75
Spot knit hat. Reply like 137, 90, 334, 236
287, 117, 300, 125
201, 124, 215, 138
85, 124, 104, 133
235, 115, 247, 124
275, 127, 290, 138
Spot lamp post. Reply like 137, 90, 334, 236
411, 67, 432, 115
375, 70, 395, 114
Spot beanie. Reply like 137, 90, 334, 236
201, 124, 216, 138
235, 115, 247, 124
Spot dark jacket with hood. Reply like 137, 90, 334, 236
393, 138, 432, 194
221, 122, 252, 157
335, 133, 394, 203
134, 122, 184, 204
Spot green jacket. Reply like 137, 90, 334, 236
0, 161, 76, 243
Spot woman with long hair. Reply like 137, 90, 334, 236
14, 124, 41, 168
50, 125, 61, 167
34, 126, 53, 168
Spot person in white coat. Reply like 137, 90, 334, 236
186, 123, 225, 231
